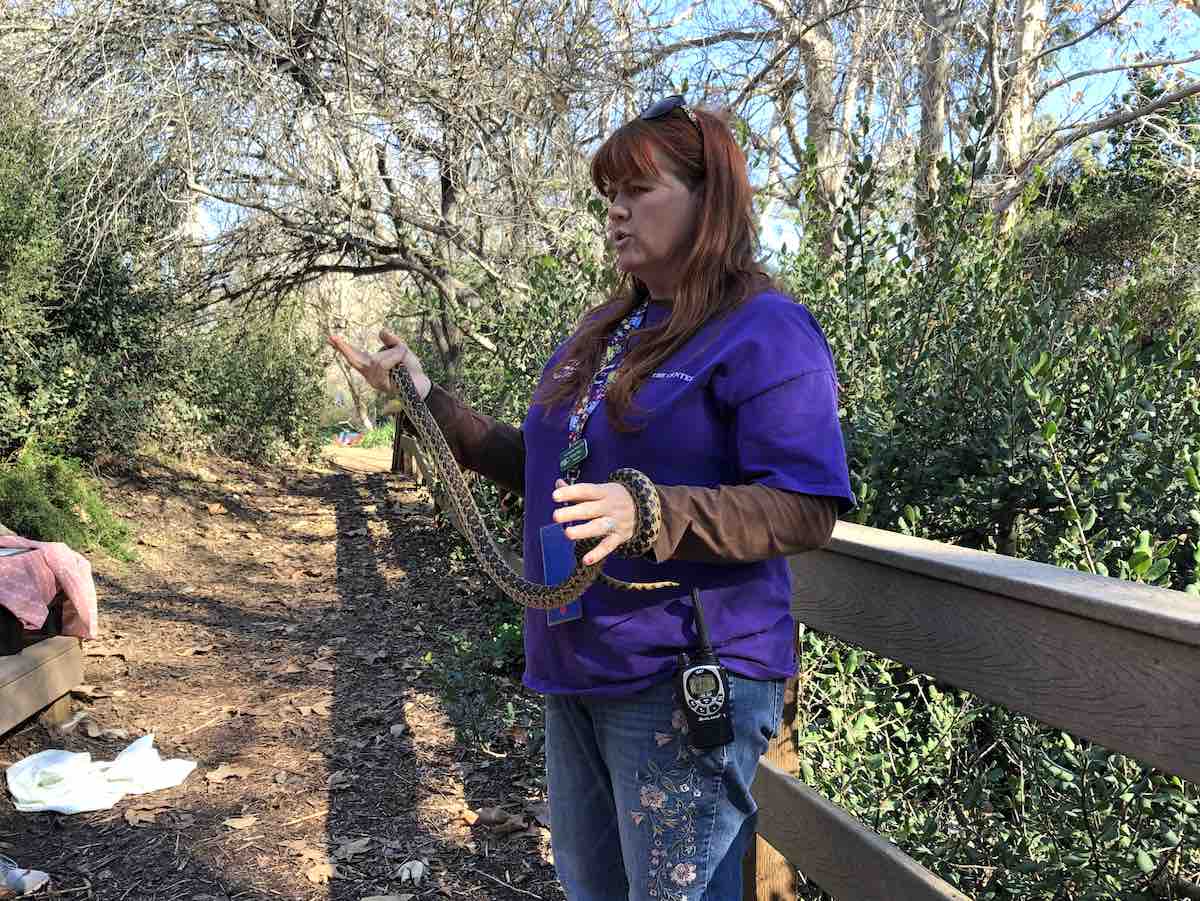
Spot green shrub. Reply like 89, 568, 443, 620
358, 419, 396, 449
0, 445, 131, 558
0, 90, 176, 462
173, 313, 328, 463
775, 119, 1200, 898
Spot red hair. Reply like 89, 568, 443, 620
536, 105, 773, 429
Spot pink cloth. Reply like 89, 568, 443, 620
0, 537, 98, 639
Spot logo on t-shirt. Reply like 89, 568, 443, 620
650, 370, 694, 383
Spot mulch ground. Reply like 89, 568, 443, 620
0, 451, 563, 901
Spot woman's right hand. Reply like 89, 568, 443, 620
327, 328, 432, 400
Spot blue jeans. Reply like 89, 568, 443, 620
545, 675, 784, 901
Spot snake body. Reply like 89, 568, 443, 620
387, 366, 678, 608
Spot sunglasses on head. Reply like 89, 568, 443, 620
639, 94, 701, 133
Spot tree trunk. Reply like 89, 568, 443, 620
797, 2, 842, 212
916, 0, 953, 220
996, 0, 1047, 179
333, 356, 374, 431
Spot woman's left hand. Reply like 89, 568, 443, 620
551, 478, 636, 566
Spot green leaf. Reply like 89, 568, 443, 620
1031, 351, 1051, 377
1136, 849, 1155, 874
1146, 558, 1170, 582
1041, 420, 1057, 442
800, 759, 815, 784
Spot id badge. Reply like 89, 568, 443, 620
540, 523, 582, 626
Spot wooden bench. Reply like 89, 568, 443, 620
0, 634, 80, 735
0, 525, 81, 735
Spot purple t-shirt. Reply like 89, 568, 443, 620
520, 291, 854, 697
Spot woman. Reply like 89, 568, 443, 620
330, 97, 853, 901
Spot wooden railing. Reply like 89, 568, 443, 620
382, 439, 1200, 899
745, 522, 1200, 900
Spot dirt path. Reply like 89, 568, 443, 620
0, 450, 560, 900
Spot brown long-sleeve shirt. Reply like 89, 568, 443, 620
423, 384, 838, 563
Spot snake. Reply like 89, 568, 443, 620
385, 365, 679, 608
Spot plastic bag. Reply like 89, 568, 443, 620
5, 735, 196, 814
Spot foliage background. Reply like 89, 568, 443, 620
0, 93, 328, 548
0, 6, 1198, 890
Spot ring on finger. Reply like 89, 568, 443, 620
601, 517, 616, 534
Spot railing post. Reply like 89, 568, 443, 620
743, 626, 802, 901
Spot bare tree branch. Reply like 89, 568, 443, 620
994, 78, 1200, 215
1035, 50, 1200, 104
1028, 0, 1137, 67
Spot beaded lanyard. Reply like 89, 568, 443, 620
558, 303, 648, 484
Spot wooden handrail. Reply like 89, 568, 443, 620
791, 523, 1200, 781
823, 523, 1200, 648
746, 523, 1200, 900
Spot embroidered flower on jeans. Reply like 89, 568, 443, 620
630, 721, 706, 900
670, 863, 697, 886
640, 785, 667, 810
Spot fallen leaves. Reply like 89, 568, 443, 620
460, 805, 540, 836
238, 704, 276, 717
281, 840, 343, 885
307, 648, 338, 672
124, 806, 158, 827
206, 764, 253, 784
70, 683, 110, 700
54, 711, 128, 740
333, 837, 372, 860
297, 700, 331, 717
356, 647, 389, 664
396, 859, 427, 885
282, 840, 326, 863
305, 861, 339, 885
221, 815, 258, 830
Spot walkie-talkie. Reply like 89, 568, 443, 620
675, 587, 734, 749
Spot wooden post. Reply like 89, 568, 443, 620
744, 628, 802, 901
